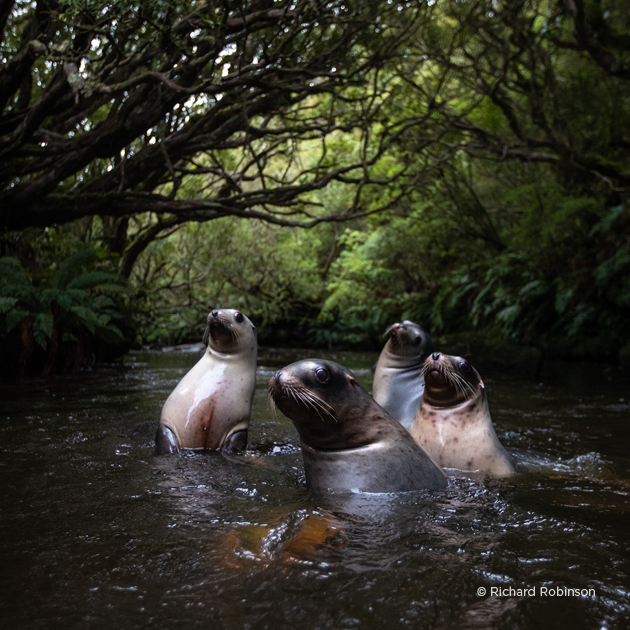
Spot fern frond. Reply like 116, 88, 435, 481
67, 271, 121, 291
0, 257, 30, 288
0, 297, 18, 314
5, 310, 30, 332
52, 249, 98, 290
34, 313, 54, 348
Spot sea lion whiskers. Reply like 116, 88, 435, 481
438, 365, 466, 396
294, 387, 337, 423
301, 389, 337, 423
280, 382, 337, 422
221, 320, 239, 343
230, 326, 240, 344
294, 389, 327, 422
450, 371, 476, 397
449, 372, 469, 399
267, 388, 278, 420
422, 359, 475, 398
211, 313, 239, 342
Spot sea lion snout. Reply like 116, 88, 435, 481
268, 370, 288, 399
432, 352, 441, 361
211, 309, 219, 318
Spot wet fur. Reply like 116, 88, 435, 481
410, 354, 516, 477
373, 320, 433, 430
157, 309, 257, 454
269, 359, 447, 493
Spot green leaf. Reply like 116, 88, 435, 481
0, 297, 18, 313
34, 313, 55, 349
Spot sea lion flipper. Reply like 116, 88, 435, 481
223, 429, 248, 453
155, 424, 180, 455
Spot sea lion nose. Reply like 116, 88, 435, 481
432, 352, 441, 361
211, 309, 219, 318
274, 370, 282, 384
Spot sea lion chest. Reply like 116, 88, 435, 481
160, 352, 255, 449
410, 396, 515, 476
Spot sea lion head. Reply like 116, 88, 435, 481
268, 359, 389, 450
422, 352, 484, 407
202, 308, 257, 355
382, 320, 433, 367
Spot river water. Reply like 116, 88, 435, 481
0, 348, 629, 629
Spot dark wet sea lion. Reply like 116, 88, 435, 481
156, 309, 258, 454
268, 359, 447, 493
372, 320, 434, 429
409, 353, 516, 477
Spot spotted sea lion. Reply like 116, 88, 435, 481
156, 308, 257, 454
268, 359, 447, 493
409, 353, 516, 477
372, 320, 434, 429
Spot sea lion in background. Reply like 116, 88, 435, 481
156, 309, 258, 454
268, 359, 447, 494
409, 353, 516, 477
372, 320, 434, 429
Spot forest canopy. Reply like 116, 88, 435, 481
1, 0, 629, 373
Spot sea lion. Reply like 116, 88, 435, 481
156, 308, 257, 454
268, 359, 447, 493
372, 320, 434, 429
409, 352, 516, 477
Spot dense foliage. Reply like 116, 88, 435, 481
1, 0, 629, 370
0, 243, 128, 374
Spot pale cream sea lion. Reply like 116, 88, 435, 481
373, 320, 434, 429
155, 309, 257, 454
409, 353, 516, 477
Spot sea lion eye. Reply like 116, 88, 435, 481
459, 359, 471, 373
314, 366, 330, 383
234, 312, 244, 323
412, 336, 422, 346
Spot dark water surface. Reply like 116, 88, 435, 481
1, 348, 629, 629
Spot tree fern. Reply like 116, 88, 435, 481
0, 248, 128, 374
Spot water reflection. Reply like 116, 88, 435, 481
0, 349, 628, 629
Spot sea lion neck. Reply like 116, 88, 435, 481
382, 340, 424, 369
296, 395, 389, 450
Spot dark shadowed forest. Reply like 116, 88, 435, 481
1, 0, 629, 375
